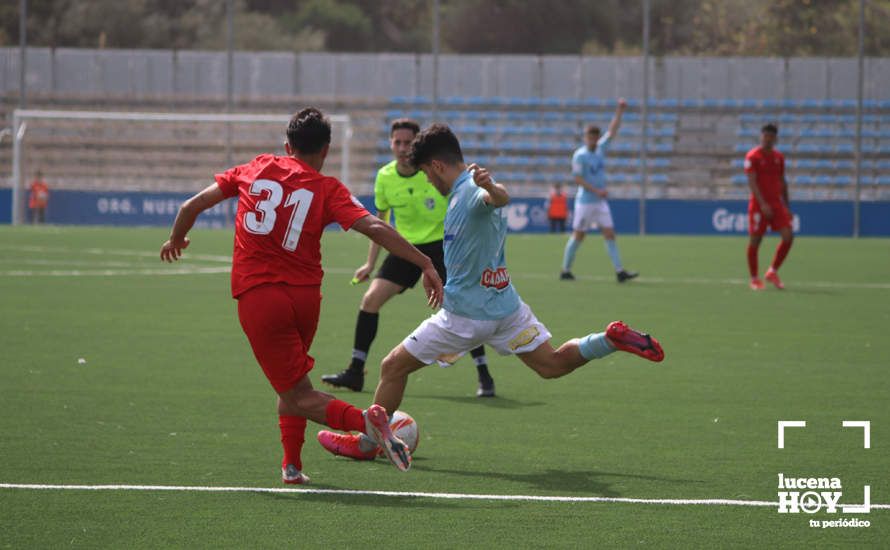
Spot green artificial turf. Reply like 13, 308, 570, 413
1, 226, 888, 547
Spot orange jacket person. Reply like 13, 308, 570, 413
28, 171, 49, 224
546, 183, 568, 232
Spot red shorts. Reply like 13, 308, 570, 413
236, 283, 322, 393
748, 202, 792, 236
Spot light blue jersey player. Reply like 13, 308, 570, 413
560, 98, 639, 283
441, 169, 520, 321
362, 124, 664, 417
572, 134, 611, 205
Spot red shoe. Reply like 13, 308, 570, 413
605, 321, 664, 362
317, 430, 378, 461
764, 269, 784, 290
749, 278, 765, 291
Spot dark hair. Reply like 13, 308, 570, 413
287, 107, 331, 154
585, 124, 601, 135
761, 123, 779, 135
390, 118, 421, 136
409, 124, 464, 167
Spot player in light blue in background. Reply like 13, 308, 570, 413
560, 98, 639, 283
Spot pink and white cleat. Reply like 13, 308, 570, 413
750, 277, 765, 291
281, 464, 310, 484
364, 404, 412, 472
764, 269, 784, 290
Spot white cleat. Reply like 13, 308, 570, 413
281, 464, 311, 485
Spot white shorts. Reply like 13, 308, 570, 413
572, 201, 613, 231
402, 301, 552, 366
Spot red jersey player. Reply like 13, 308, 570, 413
744, 123, 793, 290
160, 108, 443, 481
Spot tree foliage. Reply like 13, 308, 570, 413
1, 0, 888, 56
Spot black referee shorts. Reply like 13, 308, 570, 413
376, 240, 447, 291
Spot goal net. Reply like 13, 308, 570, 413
9, 109, 353, 225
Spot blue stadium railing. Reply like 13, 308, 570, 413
390, 96, 890, 111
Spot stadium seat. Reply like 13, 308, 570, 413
796, 143, 827, 154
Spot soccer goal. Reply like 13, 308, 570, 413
9, 109, 353, 225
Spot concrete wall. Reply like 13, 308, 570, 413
2, 48, 888, 101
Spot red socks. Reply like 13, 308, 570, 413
771, 240, 792, 271
747, 244, 758, 278
325, 399, 366, 433
279, 415, 307, 469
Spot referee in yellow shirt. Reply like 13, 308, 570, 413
322, 119, 495, 397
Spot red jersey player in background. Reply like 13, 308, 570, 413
744, 123, 793, 290
160, 108, 443, 480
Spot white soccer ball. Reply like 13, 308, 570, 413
390, 410, 419, 453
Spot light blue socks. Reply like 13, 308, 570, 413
562, 237, 580, 272
578, 332, 616, 360
605, 239, 623, 272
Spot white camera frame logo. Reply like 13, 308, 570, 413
776, 420, 871, 515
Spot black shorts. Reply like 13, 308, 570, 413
376, 240, 447, 291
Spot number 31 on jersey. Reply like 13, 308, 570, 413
243, 179, 314, 252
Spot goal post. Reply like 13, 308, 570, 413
9, 109, 353, 225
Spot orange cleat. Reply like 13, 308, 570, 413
764, 269, 784, 290
605, 321, 665, 362
316, 430, 378, 461
750, 278, 765, 291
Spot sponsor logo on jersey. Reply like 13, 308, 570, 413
480, 267, 510, 290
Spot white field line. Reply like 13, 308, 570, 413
0, 258, 139, 267
1, 244, 888, 289
0, 244, 232, 263
0, 267, 231, 277
2, 483, 887, 509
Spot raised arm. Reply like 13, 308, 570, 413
351, 215, 443, 308
161, 183, 228, 262
468, 164, 509, 207
607, 98, 628, 138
